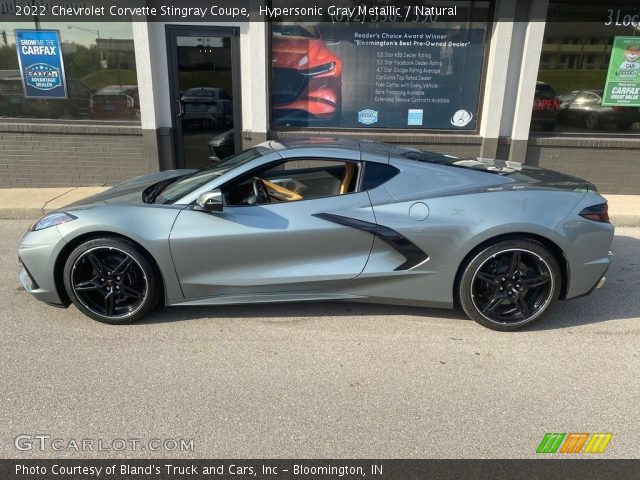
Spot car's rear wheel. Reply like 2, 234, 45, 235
458, 240, 561, 331
63, 237, 160, 324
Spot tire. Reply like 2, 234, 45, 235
63, 237, 160, 324
458, 239, 561, 331
585, 112, 600, 130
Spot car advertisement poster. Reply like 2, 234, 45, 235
271, 23, 486, 130
15, 30, 67, 99
603, 36, 640, 107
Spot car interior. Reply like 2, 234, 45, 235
223, 159, 359, 206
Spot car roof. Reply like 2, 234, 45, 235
95, 85, 137, 94
185, 87, 223, 93
263, 136, 420, 156
576, 90, 603, 96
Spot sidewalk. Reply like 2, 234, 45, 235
0, 186, 639, 226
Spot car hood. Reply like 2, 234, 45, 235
272, 37, 335, 70
63, 169, 196, 209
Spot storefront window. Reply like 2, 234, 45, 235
269, 1, 491, 131
0, 22, 138, 122
532, 2, 640, 135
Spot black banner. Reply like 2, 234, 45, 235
2, 459, 640, 480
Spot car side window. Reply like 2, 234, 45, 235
224, 159, 360, 206
362, 163, 400, 190
573, 93, 590, 106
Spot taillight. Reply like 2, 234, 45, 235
579, 203, 609, 223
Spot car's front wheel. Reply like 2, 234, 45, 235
63, 237, 160, 324
458, 240, 561, 331
585, 112, 600, 130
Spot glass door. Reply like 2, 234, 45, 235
166, 26, 241, 170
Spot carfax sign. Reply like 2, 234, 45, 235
603, 36, 640, 107
15, 30, 67, 99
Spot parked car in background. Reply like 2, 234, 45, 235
272, 23, 342, 125
208, 129, 235, 161
90, 85, 139, 120
180, 87, 233, 129
0, 70, 93, 119
531, 81, 559, 131
557, 89, 640, 130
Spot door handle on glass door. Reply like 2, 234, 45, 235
175, 99, 185, 117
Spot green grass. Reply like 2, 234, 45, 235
538, 70, 607, 95
81, 69, 138, 90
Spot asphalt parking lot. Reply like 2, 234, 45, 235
1, 219, 639, 459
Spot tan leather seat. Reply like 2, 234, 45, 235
340, 163, 356, 194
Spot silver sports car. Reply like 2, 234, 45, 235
18, 137, 614, 330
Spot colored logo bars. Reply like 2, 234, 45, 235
537, 433, 612, 454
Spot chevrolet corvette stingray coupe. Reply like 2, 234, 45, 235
18, 137, 613, 330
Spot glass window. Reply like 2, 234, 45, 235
224, 159, 360, 206
531, 2, 640, 135
154, 148, 271, 204
269, 0, 490, 131
0, 22, 139, 122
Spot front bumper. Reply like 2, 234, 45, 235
17, 226, 69, 307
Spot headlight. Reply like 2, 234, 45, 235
31, 212, 78, 231
301, 62, 336, 76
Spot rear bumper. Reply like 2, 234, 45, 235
565, 233, 614, 300
590, 250, 613, 293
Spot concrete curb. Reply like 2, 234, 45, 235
0, 187, 109, 220
609, 215, 640, 228
0, 208, 44, 220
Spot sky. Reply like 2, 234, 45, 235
0, 22, 134, 47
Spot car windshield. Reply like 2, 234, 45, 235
272, 24, 320, 38
154, 147, 270, 204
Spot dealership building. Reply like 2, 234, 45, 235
1, 0, 639, 193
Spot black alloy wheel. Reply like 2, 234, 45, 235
63, 237, 160, 324
459, 240, 561, 331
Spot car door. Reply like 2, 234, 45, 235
169, 159, 376, 299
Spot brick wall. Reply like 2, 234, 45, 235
0, 123, 148, 188
526, 137, 640, 195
